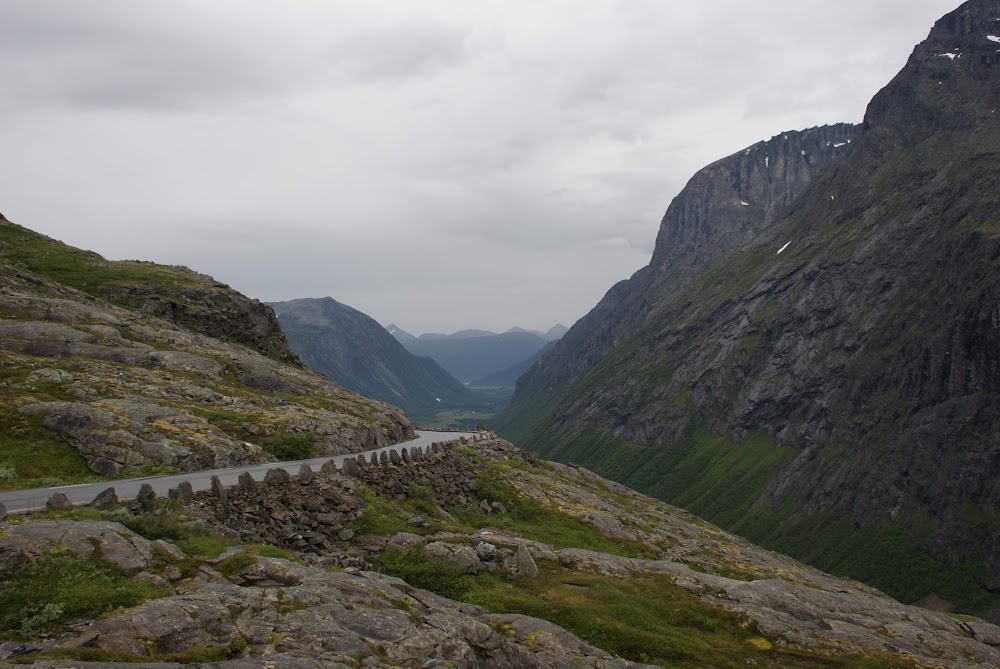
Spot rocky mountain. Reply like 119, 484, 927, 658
403, 330, 552, 384
272, 297, 485, 417
0, 217, 412, 486
495, 0, 1000, 613
3, 436, 999, 667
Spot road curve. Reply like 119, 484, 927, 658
0, 430, 479, 514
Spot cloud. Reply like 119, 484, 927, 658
327, 21, 469, 82
0, 0, 961, 334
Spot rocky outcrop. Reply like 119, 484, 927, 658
0, 230, 414, 480
101, 273, 301, 367
495, 0, 1000, 611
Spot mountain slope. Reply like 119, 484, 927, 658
0, 217, 412, 486
496, 0, 1000, 613
403, 330, 551, 383
470, 340, 558, 389
272, 297, 484, 416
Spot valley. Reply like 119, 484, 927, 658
1, 1, 999, 667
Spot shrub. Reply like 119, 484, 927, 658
262, 432, 316, 461
0, 551, 167, 637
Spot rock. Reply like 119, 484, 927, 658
0, 521, 156, 574
46, 492, 74, 511
338, 529, 355, 542
297, 464, 314, 484
491, 501, 507, 514
238, 472, 258, 494
408, 516, 432, 529
322, 458, 340, 474
0, 642, 43, 660
389, 532, 427, 551
480, 499, 493, 514
0, 502, 7, 522
176, 481, 194, 504
517, 544, 539, 577
137, 483, 156, 511
90, 487, 119, 510
389, 449, 401, 465
264, 468, 291, 485
476, 541, 497, 561
210, 475, 226, 499
60, 631, 100, 649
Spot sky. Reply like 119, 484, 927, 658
0, 0, 959, 334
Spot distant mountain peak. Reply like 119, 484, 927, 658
385, 324, 416, 343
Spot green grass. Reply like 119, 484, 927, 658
374, 550, 920, 669
528, 427, 1000, 614
0, 408, 96, 490
260, 432, 316, 460
0, 219, 208, 300
347, 485, 445, 537
0, 549, 168, 638
453, 462, 656, 558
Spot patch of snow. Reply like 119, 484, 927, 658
801, 150, 807, 156
938, 52, 959, 60
765, 156, 769, 169
833, 142, 847, 148
831, 195, 835, 200
777, 241, 791, 255
988, 35, 1000, 43
741, 201, 750, 206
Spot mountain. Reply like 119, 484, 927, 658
0, 215, 412, 486
5, 437, 999, 667
469, 340, 558, 389
402, 330, 550, 383
385, 324, 416, 343
495, 0, 1000, 613
417, 329, 496, 341
272, 297, 484, 416
543, 323, 569, 340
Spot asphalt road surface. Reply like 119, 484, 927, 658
0, 430, 478, 513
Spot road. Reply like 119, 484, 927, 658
0, 430, 477, 514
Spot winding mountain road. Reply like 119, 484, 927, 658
0, 430, 478, 514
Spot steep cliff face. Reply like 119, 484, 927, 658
102, 271, 302, 367
272, 296, 484, 416
496, 0, 1000, 612
503, 124, 858, 417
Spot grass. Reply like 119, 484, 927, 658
0, 548, 168, 638
452, 462, 656, 558
0, 406, 97, 490
260, 432, 316, 460
347, 485, 444, 538
374, 549, 921, 669
0, 219, 210, 302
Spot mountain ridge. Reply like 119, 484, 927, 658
495, 0, 1000, 613
272, 296, 485, 417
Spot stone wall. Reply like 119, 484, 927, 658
162, 437, 501, 561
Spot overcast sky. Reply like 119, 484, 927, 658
0, 0, 958, 334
